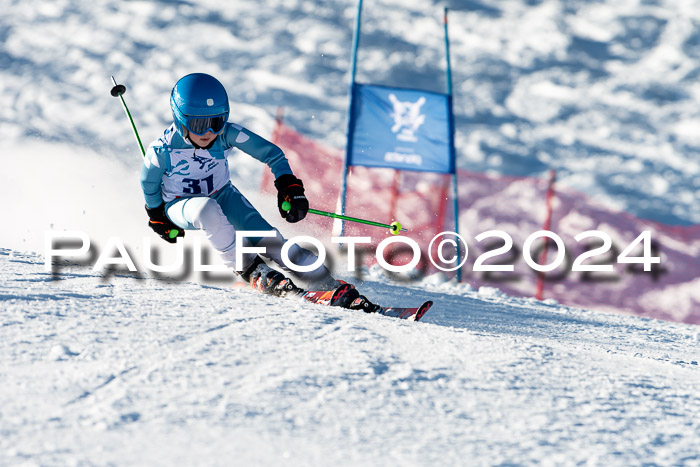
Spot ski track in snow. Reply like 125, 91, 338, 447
1, 249, 698, 465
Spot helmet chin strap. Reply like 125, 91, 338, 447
185, 132, 216, 150
193, 140, 216, 150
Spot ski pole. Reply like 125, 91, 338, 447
110, 76, 146, 157
281, 202, 407, 235
110, 76, 179, 239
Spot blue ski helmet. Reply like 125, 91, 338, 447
170, 73, 230, 137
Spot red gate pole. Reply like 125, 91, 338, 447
434, 174, 450, 236
535, 169, 557, 300
388, 169, 401, 222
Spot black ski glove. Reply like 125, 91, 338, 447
145, 204, 185, 244
275, 174, 309, 223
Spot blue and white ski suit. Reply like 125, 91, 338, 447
140, 122, 329, 283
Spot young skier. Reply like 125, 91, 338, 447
140, 72, 338, 295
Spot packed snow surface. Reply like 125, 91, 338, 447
1, 250, 699, 465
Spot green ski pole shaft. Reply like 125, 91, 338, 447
281, 202, 407, 235
110, 76, 179, 239
307, 208, 404, 231
110, 76, 146, 157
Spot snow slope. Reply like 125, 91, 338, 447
1, 249, 699, 466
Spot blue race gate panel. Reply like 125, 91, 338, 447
347, 83, 454, 174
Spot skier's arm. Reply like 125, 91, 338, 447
224, 124, 292, 178
139, 145, 184, 242
140, 146, 168, 209
224, 124, 309, 223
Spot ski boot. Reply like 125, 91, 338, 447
240, 256, 301, 297
316, 280, 379, 313
347, 293, 381, 314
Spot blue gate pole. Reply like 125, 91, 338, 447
444, 7, 462, 282
339, 0, 364, 238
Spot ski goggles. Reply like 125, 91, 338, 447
185, 114, 227, 136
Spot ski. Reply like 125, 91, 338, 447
301, 283, 433, 322
237, 279, 433, 322
377, 301, 433, 322
301, 283, 357, 307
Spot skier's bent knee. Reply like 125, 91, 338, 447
193, 198, 225, 232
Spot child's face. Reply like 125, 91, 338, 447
189, 131, 217, 147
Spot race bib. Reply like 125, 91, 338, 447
162, 148, 232, 202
